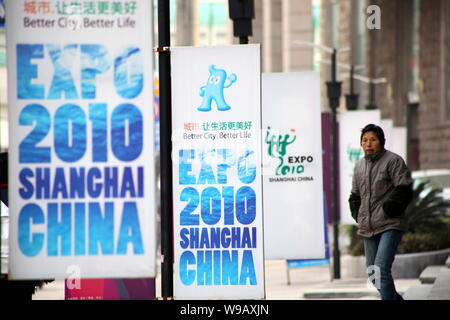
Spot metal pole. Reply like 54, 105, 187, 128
239, 36, 249, 44
366, 82, 377, 110
331, 49, 336, 83
350, 65, 354, 94
228, 0, 254, 44
345, 65, 358, 110
331, 99, 341, 280
157, 0, 174, 299
326, 49, 341, 280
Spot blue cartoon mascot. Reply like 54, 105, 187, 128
198, 65, 237, 112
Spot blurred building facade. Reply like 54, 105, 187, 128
1, 0, 449, 171
320, 0, 450, 171
174, 0, 450, 171
173, 0, 233, 46
172, 0, 315, 72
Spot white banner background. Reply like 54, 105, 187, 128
262, 72, 326, 260
392, 127, 407, 161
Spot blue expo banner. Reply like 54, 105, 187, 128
0, 0, 4, 28
170, 45, 265, 300
6, 0, 156, 279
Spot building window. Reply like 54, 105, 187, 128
200, 1, 227, 26
330, 1, 339, 49
199, 1, 228, 46
312, 0, 321, 72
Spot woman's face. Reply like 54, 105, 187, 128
361, 131, 382, 155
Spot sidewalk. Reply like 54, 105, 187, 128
32, 258, 421, 300
264, 259, 420, 300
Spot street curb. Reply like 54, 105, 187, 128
303, 291, 379, 299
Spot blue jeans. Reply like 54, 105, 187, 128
364, 230, 403, 300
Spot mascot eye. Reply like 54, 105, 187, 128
209, 76, 216, 84
214, 76, 221, 84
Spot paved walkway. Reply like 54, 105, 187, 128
32, 258, 421, 300
264, 260, 419, 300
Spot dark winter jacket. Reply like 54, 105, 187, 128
348, 149, 413, 237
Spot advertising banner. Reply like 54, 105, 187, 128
287, 195, 330, 269
338, 110, 380, 225
392, 127, 407, 160
65, 278, 155, 300
6, 0, 156, 279
381, 119, 393, 151
0, 0, 4, 28
262, 72, 326, 260
381, 119, 407, 160
171, 45, 265, 300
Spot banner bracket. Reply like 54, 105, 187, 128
155, 46, 171, 52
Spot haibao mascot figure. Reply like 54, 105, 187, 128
198, 65, 237, 112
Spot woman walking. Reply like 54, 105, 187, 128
348, 124, 413, 300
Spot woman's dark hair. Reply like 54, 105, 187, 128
360, 124, 385, 146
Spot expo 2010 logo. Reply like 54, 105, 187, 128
265, 127, 297, 176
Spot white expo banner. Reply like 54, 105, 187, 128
380, 119, 407, 160
7, 1, 156, 279
392, 127, 407, 161
339, 110, 380, 225
380, 119, 394, 151
262, 72, 325, 260
171, 45, 265, 300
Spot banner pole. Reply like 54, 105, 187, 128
326, 49, 342, 279
157, 0, 174, 299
